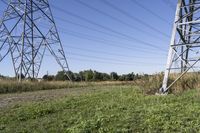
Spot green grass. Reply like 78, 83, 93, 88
1, 85, 200, 132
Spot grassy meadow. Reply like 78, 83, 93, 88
0, 80, 133, 94
1, 72, 200, 94
1, 85, 200, 132
1, 73, 200, 132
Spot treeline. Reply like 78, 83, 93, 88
43, 70, 149, 81
0, 75, 5, 78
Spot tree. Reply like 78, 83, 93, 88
110, 72, 119, 80
119, 75, 126, 81
93, 71, 103, 81
0, 74, 5, 78
79, 71, 85, 81
124, 72, 135, 81
43, 75, 54, 81
135, 73, 141, 80
73, 73, 81, 81
83, 70, 94, 81
102, 73, 111, 81
55, 71, 68, 81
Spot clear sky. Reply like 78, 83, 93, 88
0, 0, 177, 77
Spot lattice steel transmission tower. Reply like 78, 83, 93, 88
0, 0, 71, 81
160, 0, 200, 93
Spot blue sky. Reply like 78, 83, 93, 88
0, 0, 177, 77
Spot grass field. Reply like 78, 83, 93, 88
1, 73, 199, 95
1, 84, 200, 132
0, 80, 133, 94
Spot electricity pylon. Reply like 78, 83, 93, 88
160, 0, 200, 93
0, 0, 71, 81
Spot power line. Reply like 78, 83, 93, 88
67, 56, 164, 66
55, 26, 167, 54
0, 0, 7, 16
53, 16, 130, 41
61, 31, 165, 55
1, 8, 167, 56
101, 0, 170, 38
15, 22, 166, 57
74, 0, 165, 40
65, 45, 167, 59
53, 16, 167, 52
0, 2, 162, 52
54, 24, 154, 50
1, 1, 168, 47
2, 2, 167, 58
130, 0, 172, 25
1, 2, 168, 53
0, 1, 166, 71
1, 3, 123, 44
0, 36, 164, 67
51, 4, 166, 51
67, 52, 164, 65
57, 27, 167, 53
162, 0, 176, 11
44, 53, 164, 66
0, 0, 7, 5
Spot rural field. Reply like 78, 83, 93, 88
1, 80, 200, 132
0, 0, 200, 132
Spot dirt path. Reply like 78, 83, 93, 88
0, 86, 103, 109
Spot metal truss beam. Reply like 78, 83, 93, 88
161, 0, 200, 93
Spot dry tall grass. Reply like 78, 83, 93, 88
0, 73, 200, 94
0, 80, 133, 94
137, 72, 200, 94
